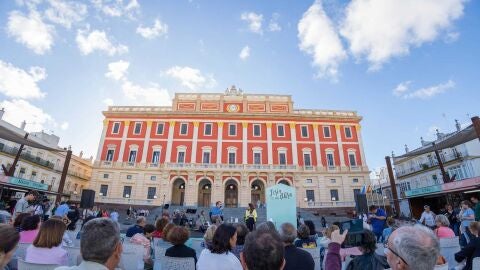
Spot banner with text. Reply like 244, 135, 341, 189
266, 183, 297, 230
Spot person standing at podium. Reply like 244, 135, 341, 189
245, 203, 257, 231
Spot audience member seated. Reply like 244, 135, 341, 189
26, 218, 68, 265
345, 230, 389, 270
434, 215, 455, 239
0, 224, 20, 270
165, 226, 197, 264
280, 222, 314, 270
455, 221, 480, 270
197, 223, 242, 270
50, 216, 73, 247
55, 218, 122, 270
161, 223, 175, 243
13, 213, 30, 232
382, 217, 396, 242
130, 223, 155, 265
152, 217, 169, 238
294, 224, 317, 248
126, 216, 146, 237
202, 224, 217, 249
232, 224, 249, 259
304, 220, 318, 239
0, 209, 12, 224
19, 215, 41, 243
256, 221, 277, 234
240, 229, 286, 270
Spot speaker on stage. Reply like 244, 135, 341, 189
355, 193, 368, 214
80, 189, 95, 209
163, 204, 170, 209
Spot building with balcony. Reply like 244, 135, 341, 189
90, 86, 370, 208
0, 115, 93, 202
392, 121, 480, 218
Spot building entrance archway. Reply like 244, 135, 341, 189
198, 178, 212, 207
278, 179, 291, 186
224, 179, 238, 208
251, 179, 265, 207
171, 178, 185, 206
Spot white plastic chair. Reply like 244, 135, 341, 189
17, 258, 59, 270
64, 246, 82, 266
155, 246, 168, 260
439, 237, 460, 269
301, 247, 321, 270
472, 257, 480, 270
189, 239, 204, 256
15, 243, 30, 260
120, 243, 145, 270
157, 256, 195, 270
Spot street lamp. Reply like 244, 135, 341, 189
153, 195, 158, 199
99, 192, 103, 196
125, 194, 130, 198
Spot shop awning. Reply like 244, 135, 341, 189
0, 176, 70, 196
0, 120, 65, 152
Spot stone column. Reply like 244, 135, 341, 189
290, 122, 298, 165
335, 124, 346, 169
191, 121, 199, 163
140, 121, 153, 163
212, 172, 223, 204
185, 172, 197, 206
313, 123, 323, 170
240, 172, 250, 207
266, 122, 273, 164
165, 121, 175, 163
117, 120, 130, 162
216, 122, 223, 164
242, 122, 248, 164
95, 119, 108, 161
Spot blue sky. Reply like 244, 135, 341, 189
0, 0, 479, 172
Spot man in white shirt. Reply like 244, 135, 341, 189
419, 205, 436, 229
13, 190, 38, 218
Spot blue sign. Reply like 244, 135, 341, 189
405, 185, 442, 197
266, 183, 297, 230
9, 177, 49, 190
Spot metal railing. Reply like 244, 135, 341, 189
0, 144, 55, 169
307, 201, 356, 207
396, 151, 466, 178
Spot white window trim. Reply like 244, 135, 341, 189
348, 152, 357, 166
156, 122, 165, 135
228, 123, 237, 136
228, 151, 236, 164
112, 122, 121, 134
277, 124, 285, 137
326, 151, 335, 167
204, 123, 213, 136
253, 124, 261, 137
106, 149, 115, 161
300, 125, 309, 138
151, 147, 162, 163
180, 123, 189, 135
133, 122, 142, 135
345, 126, 352, 138
323, 126, 331, 138
202, 149, 212, 164
253, 151, 262, 164
177, 150, 186, 163
278, 150, 287, 165
303, 152, 312, 166
128, 149, 137, 162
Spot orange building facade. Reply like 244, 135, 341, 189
90, 87, 370, 208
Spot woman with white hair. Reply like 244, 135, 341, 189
434, 214, 455, 238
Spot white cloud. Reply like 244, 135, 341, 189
241, 12, 263, 34
239, 46, 250, 60
136, 19, 168, 39
44, 0, 87, 28
7, 10, 55, 55
268, 13, 281, 32
340, 0, 466, 70
402, 80, 455, 99
91, 0, 140, 19
105, 60, 130, 81
103, 98, 114, 106
76, 28, 128, 56
165, 66, 217, 91
0, 99, 54, 131
298, 0, 347, 80
60, 121, 69, 130
393, 81, 411, 97
0, 60, 46, 99
122, 81, 171, 106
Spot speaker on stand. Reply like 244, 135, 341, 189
80, 189, 95, 209
354, 193, 368, 215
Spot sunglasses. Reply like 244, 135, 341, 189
384, 242, 408, 266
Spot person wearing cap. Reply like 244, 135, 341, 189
419, 205, 436, 229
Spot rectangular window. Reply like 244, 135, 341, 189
152, 150, 160, 164
31, 171, 37, 180
352, 178, 359, 183
112, 122, 121, 134
18, 167, 26, 178
147, 187, 156, 199
103, 173, 109, 179
279, 152, 287, 165
305, 178, 313, 184
150, 175, 156, 181
123, 186, 132, 198
345, 126, 352, 138
327, 153, 335, 167
253, 124, 261, 137
253, 152, 261, 165
106, 149, 114, 161
203, 151, 211, 164
156, 123, 164, 135
180, 123, 188, 135
128, 150, 137, 163
303, 153, 312, 167
349, 153, 357, 166
177, 151, 185, 163
330, 189, 339, 201
323, 126, 331, 138
277, 125, 285, 137
306, 190, 315, 202
301, 125, 309, 138
229, 123, 237, 136
228, 152, 236, 164
100, 185, 108, 196
134, 122, 142, 134
126, 175, 132, 180
204, 123, 212, 136
330, 179, 336, 184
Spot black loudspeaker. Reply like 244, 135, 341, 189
80, 189, 95, 209
355, 193, 368, 214
163, 204, 170, 209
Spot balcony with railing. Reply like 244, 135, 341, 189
396, 151, 466, 178
0, 144, 55, 169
